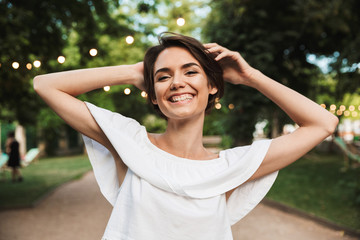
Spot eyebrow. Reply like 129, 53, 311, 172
154, 62, 201, 76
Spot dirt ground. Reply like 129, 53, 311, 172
0, 171, 358, 240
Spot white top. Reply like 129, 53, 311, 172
82, 102, 278, 240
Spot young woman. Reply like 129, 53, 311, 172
34, 33, 338, 240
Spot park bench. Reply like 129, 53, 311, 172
22, 148, 40, 167
333, 137, 360, 169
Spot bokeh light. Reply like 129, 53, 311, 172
124, 88, 131, 95
57, 56, 66, 64
141, 91, 147, 98
177, 17, 185, 26
12, 62, 19, 69
26, 63, 32, 70
89, 48, 98, 57
103, 86, 110, 92
125, 36, 134, 44
33, 60, 41, 68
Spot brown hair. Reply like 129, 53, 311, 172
143, 32, 224, 118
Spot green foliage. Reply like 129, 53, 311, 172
204, 0, 359, 142
142, 114, 167, 133
0, 0, 130, 125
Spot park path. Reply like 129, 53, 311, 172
0, 171, 357, 240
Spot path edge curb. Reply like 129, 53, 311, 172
262, 198, 360, 238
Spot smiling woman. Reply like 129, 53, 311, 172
33, 32, 338, 240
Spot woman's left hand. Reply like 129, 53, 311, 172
204, 43, 256, 86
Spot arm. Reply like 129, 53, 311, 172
33, 63, 144, 181
205, 43, 339, 181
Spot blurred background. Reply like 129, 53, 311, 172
0, 0, 359, 237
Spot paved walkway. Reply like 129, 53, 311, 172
0, 171, 357, 240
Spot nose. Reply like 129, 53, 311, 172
170, 74, 186, 90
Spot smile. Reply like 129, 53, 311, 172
169, 93, 194, 103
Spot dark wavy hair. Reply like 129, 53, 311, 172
143, 32, 224, 118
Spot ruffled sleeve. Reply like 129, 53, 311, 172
82, 102, 277, 212
226, 171, 278, 225
81, 102, 144, 206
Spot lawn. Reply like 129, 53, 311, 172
266, 151, 360, 231
0, 155, 92, 209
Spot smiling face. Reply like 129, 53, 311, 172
152, 47, 218, 120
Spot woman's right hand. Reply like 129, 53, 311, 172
132, 62, 145, 91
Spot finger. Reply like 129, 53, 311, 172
203, 43, 219, 48
214, 51, 229, 61
207, 46, 230, 56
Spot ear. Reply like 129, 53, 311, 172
209, 86, 218, 95
152, 98, 158, 105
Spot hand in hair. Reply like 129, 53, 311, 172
132, 62, 145, 91
204, 43, 255, 86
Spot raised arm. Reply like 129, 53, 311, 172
33, 63, 144, 181
34, 63, 144, 146
205, 43, 338, 181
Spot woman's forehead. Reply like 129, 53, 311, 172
154, 46, 201, 71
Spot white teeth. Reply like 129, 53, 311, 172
170, 94, 193, 102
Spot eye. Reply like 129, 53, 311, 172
186, 70, 198, 76
157, 75, 170, 81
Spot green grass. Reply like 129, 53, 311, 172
0, 155, 92, 209
266, 151, 360, 231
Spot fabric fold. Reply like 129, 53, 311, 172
82, 101, 277, 213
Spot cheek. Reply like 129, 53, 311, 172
152, 84, 165, 104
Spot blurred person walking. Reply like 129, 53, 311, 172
6, 131, 23, 182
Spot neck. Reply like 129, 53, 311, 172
152, 114, 216, 160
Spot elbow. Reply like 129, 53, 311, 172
33, 75, 45, 94
325, 115, 339, 136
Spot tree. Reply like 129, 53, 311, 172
0, 0, 129, 125
204, 0, 360, 144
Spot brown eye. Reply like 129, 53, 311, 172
158, 75, 169, 81
186, 71, 198, 76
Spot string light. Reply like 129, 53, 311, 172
141, 91, 147, 98
349, 105, 355, 111
26, 63, 32, 70
228, 103, 235, 110
124, 88, 131, 95
215, 103, 221, 109
336, 110, 343, 116
89, 48, 98, 57
320, 104, 326, 108
57, 56, 66, 64
103, 86, 110, 92
125, 36, 134, 45
330, 104, 336, 111
33, 60, 41, 68
352, 112, 358, 117
12, 62, 19, 69
344, 111, 350, 117
339, 105, 346, 111
177, 17, 185, 26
